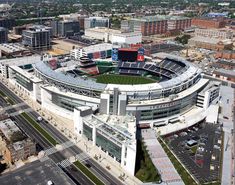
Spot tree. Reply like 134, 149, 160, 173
175, 34, 191, 45
10, 131, 26, 143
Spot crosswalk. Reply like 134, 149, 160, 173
0, 102, 26, 113
44, 147, 58, 156
60, 141, 74, 149
7, 108, 33, 116
56, 152, 90, 169
75, 152, 90, 163
57, 159, 72, 168
40, 155, 50, 162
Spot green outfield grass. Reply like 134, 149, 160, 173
95, 74, 156, 85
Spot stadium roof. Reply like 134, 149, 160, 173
33, 61, 107, 91
33, 54, 201, 94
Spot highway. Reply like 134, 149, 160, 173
0, 81, 122, 185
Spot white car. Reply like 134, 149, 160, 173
47, 180, 54, 185
37, 116, 43, 122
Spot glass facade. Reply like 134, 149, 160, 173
83, 123, 92, 141
15, 73, 33, 91
51, 93, 86, 112
131, 92, 197, 120
96, 131, 122, 162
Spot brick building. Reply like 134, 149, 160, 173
121, 16, 191, 36
213, 69, 235, 82
195, 28, 233, 39
192, 17, 226, 29
188, 36, 233, 51
211, 60, 235, 70
0, 118, 36, 164
215, 50, 235, 60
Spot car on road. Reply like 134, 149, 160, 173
37, 116, 43, 122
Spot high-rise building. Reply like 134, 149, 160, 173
0, 18, 15, 29
0, 27, 8, 43
22, 25, 51, 50
84, 17, 109, 29
52, 20, 80, 37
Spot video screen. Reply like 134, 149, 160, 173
118, 50, 138, 62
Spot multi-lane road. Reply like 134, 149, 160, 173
0, 81, 122, 185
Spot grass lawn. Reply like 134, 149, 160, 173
158, 138, 197, 185
135, 140, 161, 183
96, 74, 156, 85
74, 161, 104, 185
190, 145, 198, 155
21, 112, 57, 146
0, 90, 15, 105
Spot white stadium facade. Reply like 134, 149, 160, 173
0, 53, 220, 175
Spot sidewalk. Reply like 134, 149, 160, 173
35, 103, 142, 185
3, 78, 142, 185
219, 86, 234, 185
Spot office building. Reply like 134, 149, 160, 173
84, 27, 142, 44
58, 14, 88, 30
0, 27, 8, 43
22, 25, 51, 50
121, 16, 191, 36
167, 16, 191, 31
12, 25, 27, 35
52, 20, 80, 37
84, 17, 109, 29
0, 18, 15, 29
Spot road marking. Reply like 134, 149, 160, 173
56, 152, 90, 169
40, 155, 50, 162
0, 102, 26, 113
7, 108, 33, 116
44, 147, 58, 156
58, 159, 72, 168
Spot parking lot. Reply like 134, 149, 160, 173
164, 122, 223, 184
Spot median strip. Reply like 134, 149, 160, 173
74, 161, 105, 185
20, 112, 57, 146
1, 89, 105, 185
0, 90, 15, 105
